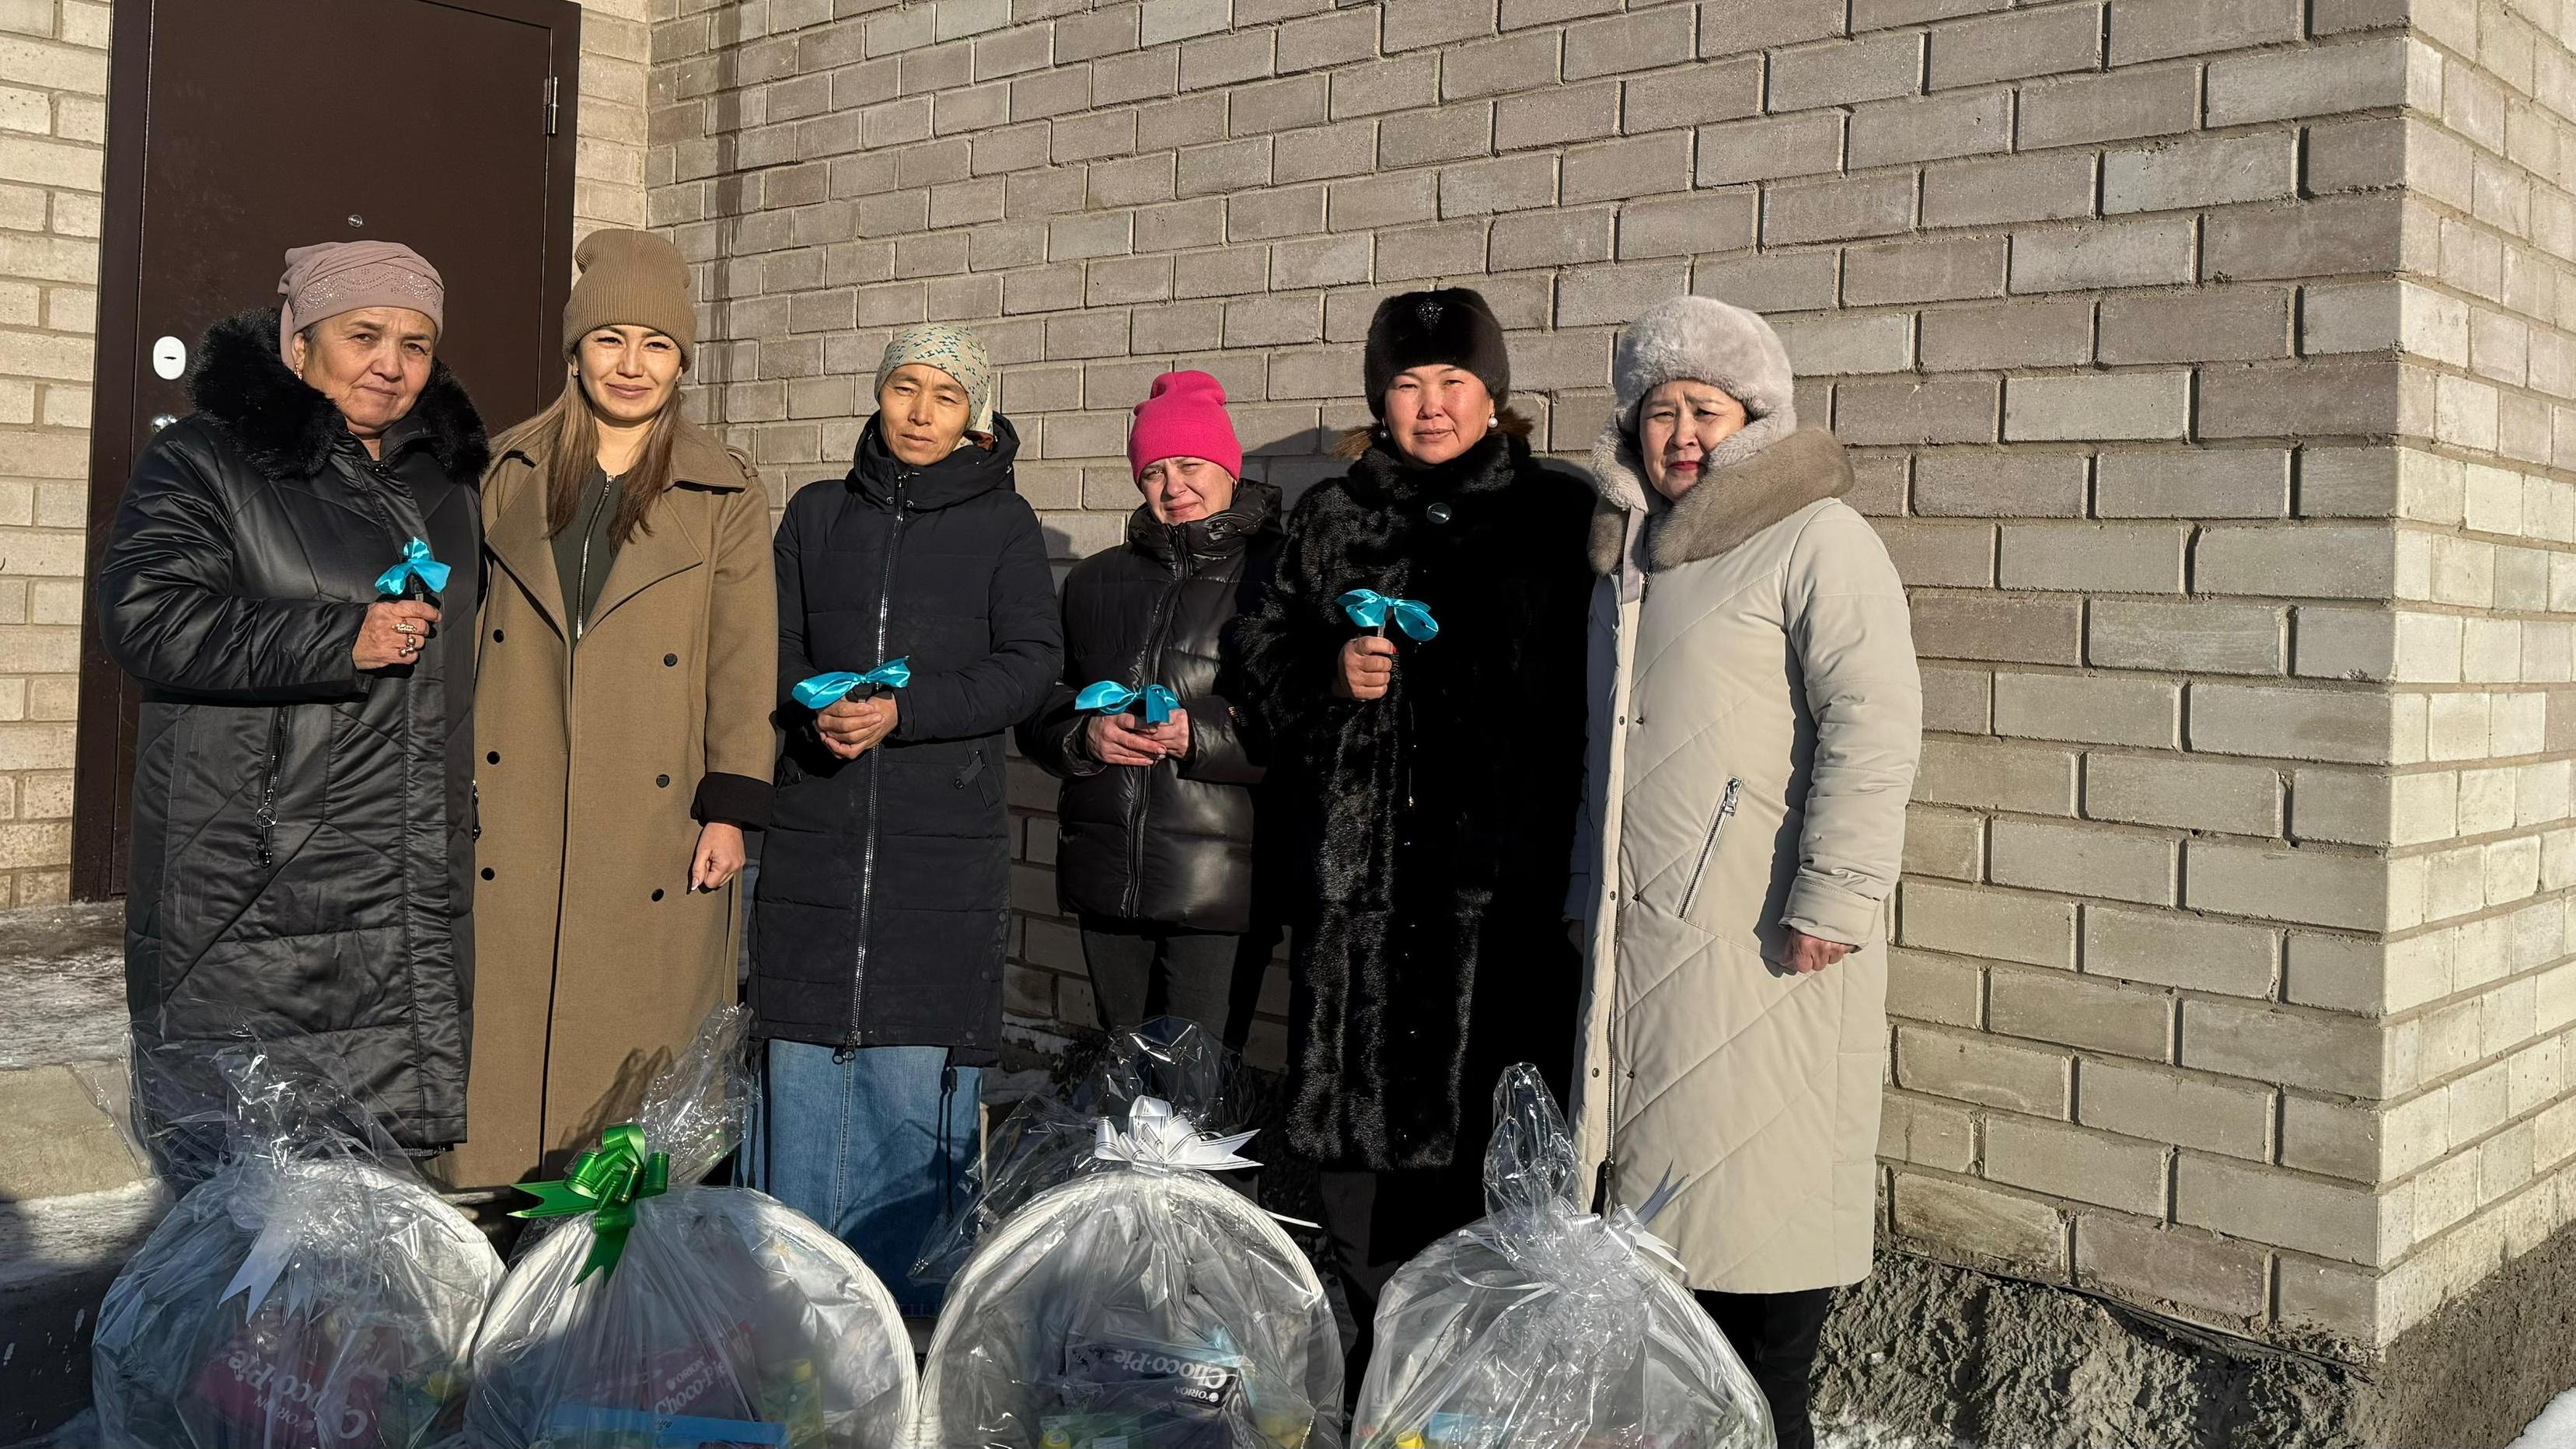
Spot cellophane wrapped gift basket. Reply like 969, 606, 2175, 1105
92, 1048, 504, 1447
1350, 1066, 1775, 1449
910, 1020, 1340, 1449
462, 1007, 916, 1449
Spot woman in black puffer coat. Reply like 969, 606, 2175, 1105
1019, 372, 1283, 1049
96, 250, 486, 1176
751, 323, 1061, 1315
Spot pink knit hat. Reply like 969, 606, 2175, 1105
1128, 371, 1242, 482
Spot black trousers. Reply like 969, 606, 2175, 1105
1696, 1287, 1834, 1449
1315, 1158, 1486, 1401
1078, 916, 1279, 1053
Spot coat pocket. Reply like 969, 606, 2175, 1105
956, 747, 1002, 807
1675, 776, 1742, 920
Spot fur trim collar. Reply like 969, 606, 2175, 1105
189, 309, 489, 482
1344, 426, 1529, 507
1585, 426, 1852, 576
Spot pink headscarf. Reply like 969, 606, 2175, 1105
276, 242, 445, 365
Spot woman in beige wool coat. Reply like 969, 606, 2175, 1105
444, 230, 777, 1190
1569, 295, 1922, 1449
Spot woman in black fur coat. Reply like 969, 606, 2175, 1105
1237, 288, 1596, 1357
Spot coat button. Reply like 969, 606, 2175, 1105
665, 653, 679, 667
657, 774, 671, 787
487, 751, 500, 764
490, 629, 504, 642
651, 889, 665, 901
480, 868, 494, 880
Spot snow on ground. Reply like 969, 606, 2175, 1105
2511, 1384, 2576, 1449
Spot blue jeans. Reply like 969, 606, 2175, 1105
746, 1040, 982, 1317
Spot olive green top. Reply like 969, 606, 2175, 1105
550, 465, 624, 639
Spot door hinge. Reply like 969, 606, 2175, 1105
543, 75, 560, 136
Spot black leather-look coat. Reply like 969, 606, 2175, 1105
1018, 484, 1283, 933
96, 310, 487, 1150
754, 417, 1062, 1060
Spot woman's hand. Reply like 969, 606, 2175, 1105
1783, 929, 1852, 975
815, 694, 899, 759
1335, 636, 1395, 701
353, 600, 439, 670
1086, 711, 1165, 766
1143, 708, 1190, 761
690, 822, 745, 892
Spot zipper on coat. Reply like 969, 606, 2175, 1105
1677, 777, 1742, 918
572, 470, 616, 641
1121, 529, 1189, 919
852, 472, 910, 1038
254, 707, 287, 868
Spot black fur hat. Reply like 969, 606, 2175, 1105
1363, 288, 1509, 417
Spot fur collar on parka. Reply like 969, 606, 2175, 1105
189, 309, 490, 484
1585, 425, 1853, 579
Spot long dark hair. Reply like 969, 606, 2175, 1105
492, 372, 682, 544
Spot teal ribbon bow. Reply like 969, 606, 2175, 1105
1339, 589, 1440, 641
793, 658, 912, 710
1077, 680, 1179, 724
509, 1123, 670, 1283
373, 538, 450, 597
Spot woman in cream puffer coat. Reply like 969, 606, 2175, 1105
1568, 295, 1922, 1449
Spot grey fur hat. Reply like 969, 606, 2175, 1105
1604, 295, 1797, 473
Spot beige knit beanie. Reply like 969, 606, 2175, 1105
563, 229, 695, 365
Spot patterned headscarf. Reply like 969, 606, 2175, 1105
277, 241, 445, 365
874, 324, 994, 439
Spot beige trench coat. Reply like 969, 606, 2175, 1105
1569, 427, 1922, 1294
442, 420, 777, 1189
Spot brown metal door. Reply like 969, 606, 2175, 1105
72, 0, 581, 900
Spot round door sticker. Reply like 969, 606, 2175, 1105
151, 336, 184, 380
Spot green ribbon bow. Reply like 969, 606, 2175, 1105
509, 1123, 671, 1283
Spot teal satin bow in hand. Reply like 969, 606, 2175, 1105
1077, 680, 1179, 724
793, 658, 912, 710
374, 537, 450, 597
1339, 589, 1440, 641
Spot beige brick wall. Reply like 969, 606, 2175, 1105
2350, 0, 2576, 1356
638, 0, 2576, 1360
0, 0, 106, 907
0, 2, 647, 906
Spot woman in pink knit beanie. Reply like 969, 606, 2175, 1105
1017, 370, 1285, 1048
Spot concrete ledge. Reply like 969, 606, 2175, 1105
0, 902, 148, 1444
0, 1063, 145, 1201
1818, 1230, 2576, 1447
0, 1182, 169, 1445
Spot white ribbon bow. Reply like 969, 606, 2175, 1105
221, 1213, 305, 1315
1092, 1096, 1262, 1172
1604, 1167, 1690, 1277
